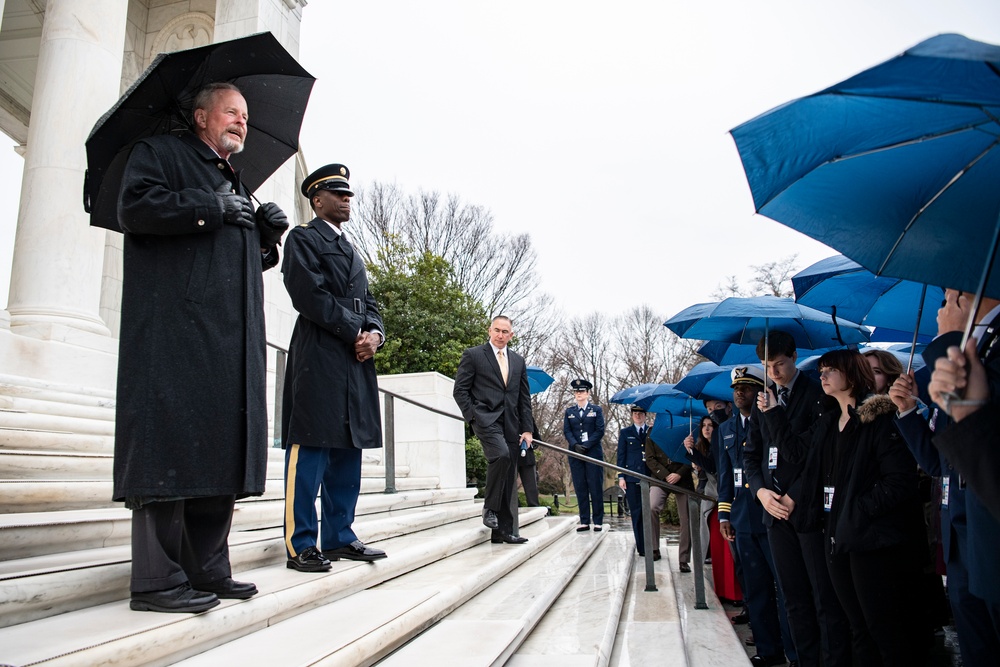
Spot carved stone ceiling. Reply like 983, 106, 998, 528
0, 0, 43, 144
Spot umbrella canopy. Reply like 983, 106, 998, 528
633, 384, 708, 419
676, 362, 741, 402
648, 416, 699, 463
793, 255, 944, 343
85, 32, 315, 232
697, 340, 761, 365
731, 33, 1000, 299
609, 383, 659, 405
665, 296, 869, 349
526, 366, 555, 394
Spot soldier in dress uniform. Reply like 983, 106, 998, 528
281, 163, 388, 572
563, 379, 606, 531
717, 366, 797, 667
617, 405, 651, 555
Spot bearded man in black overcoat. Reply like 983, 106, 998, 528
114, 82, 287, 613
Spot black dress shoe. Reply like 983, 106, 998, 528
653, 550, 662, 561
576, 524, 591, 532
194, 577, 258, 599
679, 563, 691, 573
324, 540, 388, 562
130, 583, 220, 613
483, 508, 500, 530
593, 525, 603, 532
287, 546, 332, 572
788, 661, 798, 667
749, 654, 786, 666
499, 533, 528, 544
731, 609, 750, 625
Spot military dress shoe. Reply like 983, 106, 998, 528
324, 540, 387, 562
130, 583, 220, 613
653, 550, 662, 561
593, 525, 603, 532
679, 562, 691, 573
194, 577, 258, 599
287, 546, 332, 572
497, 533, 528, 544
749, 654, 786, 666
731, 609, 750, 625
482, 508, 500, 530
576, 525, 591, 532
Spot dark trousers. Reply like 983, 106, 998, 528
130, 495, 235, 593
735, 530, 796, 661
517, 463, 539, 506
623, 476, 644, 554
768, 521, 851, 667
947, 537, 1000, 667
826, 543, 925, 667
474, 421, 516, 533
283, 444, 362, 557
568, 451, 604, 525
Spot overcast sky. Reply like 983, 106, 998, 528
3, 1, 1000, 320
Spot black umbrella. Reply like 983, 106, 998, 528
84, 32, 315, 232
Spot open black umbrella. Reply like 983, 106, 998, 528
84, 32, 315, 232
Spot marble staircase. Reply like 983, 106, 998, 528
0, 374, 750, 667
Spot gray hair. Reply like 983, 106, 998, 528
191, 82, 242, 122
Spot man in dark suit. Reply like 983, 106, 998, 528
281, 163, 387, 573
617, 406, 650, 556
454, 316, 534, 544
115, 83, 286, 613
745, 331, 850, 667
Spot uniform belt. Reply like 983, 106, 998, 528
335, 297, 365, 314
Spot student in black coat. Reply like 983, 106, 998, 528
759, 349, 929, 667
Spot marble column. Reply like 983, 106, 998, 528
6, 0, 127, 339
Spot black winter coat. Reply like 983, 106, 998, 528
113, 133, 275, 503
280, 219, 384, 449
763, 394, 923, 553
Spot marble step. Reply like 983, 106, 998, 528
0, 497, 489, 630
505, 531, 635, 667
171, 511, 574, 667
0, 508, 550, 666
0, 487, 471, 562
0, 473, 440, 513
376, 524, 612, 667
0, 409, 114, 437
0, 426, 114, 453
0, 373, 117, 410
0, 392, 116, 422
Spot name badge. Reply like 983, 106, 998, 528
824, 486, 835, 512
734, 468, 743, 487
581, 432, 588, 442
941, 476, 950, 509
768, 447, 778, 470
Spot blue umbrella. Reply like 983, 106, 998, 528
609, 383, 659, 405
635, 384, 708, 418
675, 362, 739, 401
731, 33, 1000, 318
793, 254, 944, 343
526, 366, 555, 394
665, 296, 869, 350
648, 415, 699, 463
697, 340, 761, 365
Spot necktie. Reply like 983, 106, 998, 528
638, 426, 645, 439
777, 386, 790, 406
497, 349, 508, 385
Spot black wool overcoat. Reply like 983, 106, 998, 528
113, 133, 275, 503
280, 219, 384, 449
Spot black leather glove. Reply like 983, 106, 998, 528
573, 444, 588, 454
255, 202, 289, 246
215, 183, 254, 229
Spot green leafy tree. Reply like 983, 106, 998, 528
369, 248, 488, 378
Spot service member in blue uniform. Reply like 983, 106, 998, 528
717, 366, 797, 667
563, 379, 606, 531
617, 405, 651, 555
281, 164, 388, 572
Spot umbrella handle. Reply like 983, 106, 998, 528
831, 305, 846, 346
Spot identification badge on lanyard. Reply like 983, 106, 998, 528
581, 432, 588, 442
823, 486, 835, 512
941, 476, 950, 509
768, 446, 778, 470
734, 468, 743, 487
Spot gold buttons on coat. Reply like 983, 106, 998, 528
197, 220, 205, 226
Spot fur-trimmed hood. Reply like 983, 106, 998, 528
855, 393, 896, 424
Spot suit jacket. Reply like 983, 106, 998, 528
453, 343, 533, 443
645, 436, 694, 491
716, 412, 766, 534
617, 424, 650, 481
745, 372, 825, 527
281, 219, 384, 450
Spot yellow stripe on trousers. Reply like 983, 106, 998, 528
284, 444, 300, 558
